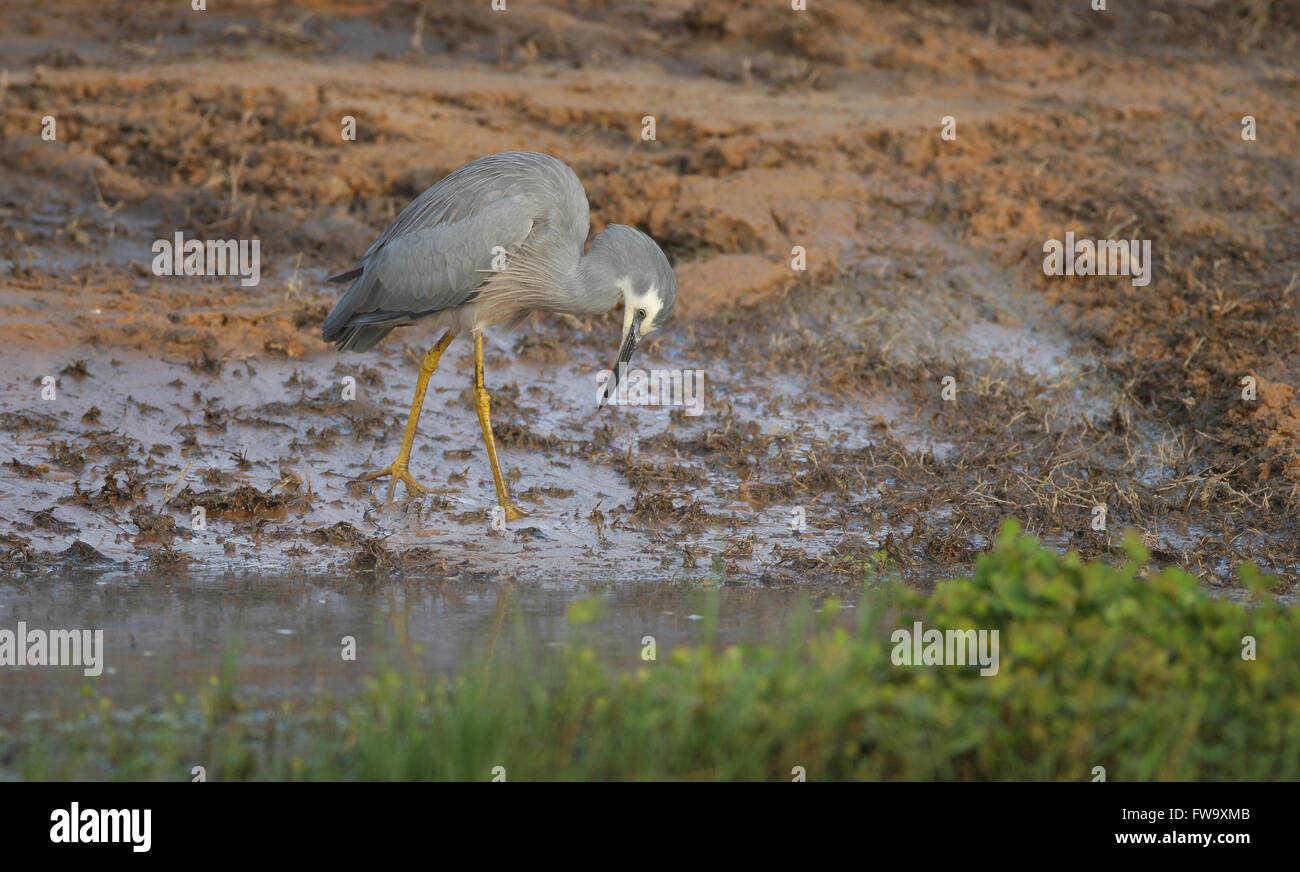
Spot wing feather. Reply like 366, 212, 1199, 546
322, 195, 532, 344
322, 152, 586, 351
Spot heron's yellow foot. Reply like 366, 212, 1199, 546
359, 461, 435, 503
358, 330, 457, 505
472, 332, 528, 525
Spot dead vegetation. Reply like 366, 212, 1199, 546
0, 1, 1296, 589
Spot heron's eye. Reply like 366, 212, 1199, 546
635, 308, 647, 321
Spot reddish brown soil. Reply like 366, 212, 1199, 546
1, 1, 1297, 590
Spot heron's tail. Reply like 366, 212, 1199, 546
329, 324, 396, 352
322, 264, 382, 349
322, 264, 431, 352
327, 265, 363, 283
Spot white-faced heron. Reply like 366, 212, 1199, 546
322, 151, 677, 521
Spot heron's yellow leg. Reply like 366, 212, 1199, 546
360, 330, 456, 502
472, 332, 526, 521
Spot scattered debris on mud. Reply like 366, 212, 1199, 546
1, 1, 1298, 594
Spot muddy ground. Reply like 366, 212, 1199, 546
0, 0, 1298, 590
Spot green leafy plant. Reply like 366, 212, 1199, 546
7, 522, 1297, 781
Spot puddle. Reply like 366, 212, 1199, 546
0, 573, 861, 722
1, 1, 1295, 598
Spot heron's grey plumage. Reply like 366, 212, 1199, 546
321, 151, 678, 517
322, 151, 676, 352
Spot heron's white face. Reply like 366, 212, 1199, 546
617, 278, 667, 338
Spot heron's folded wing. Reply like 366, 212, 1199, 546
323, 195, 533, 335
358, 156, 535, 260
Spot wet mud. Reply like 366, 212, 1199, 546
1, 0, 1298, 593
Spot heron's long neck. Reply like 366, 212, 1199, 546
570, 243, 622, 316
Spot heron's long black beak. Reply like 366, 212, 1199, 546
598, 309, 644, 408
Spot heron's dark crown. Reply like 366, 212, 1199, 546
593, 224, 677, 328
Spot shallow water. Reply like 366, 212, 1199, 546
0, 572, 860, 722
